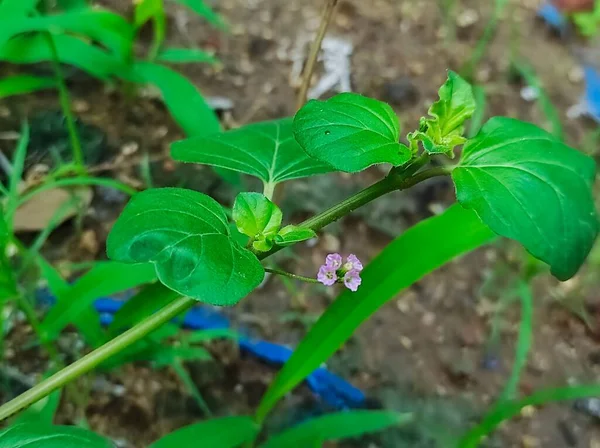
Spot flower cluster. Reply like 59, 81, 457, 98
317, 253, 363, 292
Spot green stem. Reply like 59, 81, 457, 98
262, 182, 275, 201
264, 267, 321, 284
45, 33, 85, 171
0, 162, 452, 421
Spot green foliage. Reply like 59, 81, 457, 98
172, 118, 333, 190
107, 188, 264, 305
572, 1, 600, 37
4, 122, 29, 231
149, 416, 259, 448
293, 93, 410, 172
0, 0, 40, 16
0, 423, 112, 447
255, 205, 496, 423
233, 192, 282, 252
406, 71, 475, 156
14, 388, 61, 425
0, 75, 56, 98
275, 225, 316, 246
452, 117, 599, 280
259, 410, 412, 448
168, 0, 226, 29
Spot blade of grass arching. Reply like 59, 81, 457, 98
496, 281, 533, 404
168, 0, 226, 29
458, 384, 600, 448
468, 85, 487, 138
0, 75, 56, 99
134, 0, 166, 60
512, 60, 563, 141
259, 410, 412, 448
255, 205, 497, 424
172, 359, 212, 417
5, 122, 29, 230
0, 0, 40, 16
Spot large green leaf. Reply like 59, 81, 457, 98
133, 62, 221, 138
0, 424, 112, 447
255, 204, 496, 423
452, 117, 599, 280
0, 34, 130, 80
0, 9, 134, 58
171, 118, 333, 189
0, 0, 40, 16
106, 188, 264, 305
0, 75, 56, 99
259, 411, 411, 448
149, 416, 259, 448
293, 93, 410, 173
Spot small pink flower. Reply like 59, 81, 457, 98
317, 265, 337, 286
325, 253, 343, 269
343, 269, 362, 292
344, 254, 363, 272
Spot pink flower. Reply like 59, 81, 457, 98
343, 269, 362, 292
344, 254, 363, 272
317, 265, 337, 286
325, 253, 343, 269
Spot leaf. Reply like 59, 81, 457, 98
168, 0, 226, 29
156, 47, 218, 65
0, 0, 40, 16
133, 62, 221, 138
56, 0, 88, 11
0, 9, 134, 59
233, 192, 281, 251
171, 118, 333, 189
134, 0, 162, 28
0, 75, 55, 98
255, 204, 496, 423
407, 70, 476, 156
0, 34, 131, 80
14, 388, 61, 425
275, 225, 316, 246
259, 411, 411, 448
293, 93, 410, 173
5, 122, 29, 231
0, 207, 8, 251
40, 261, 157, 341
0, 423, 112, 447
149, 416, 259, 448
106, 188, 264, 306
452, 117, 599, 280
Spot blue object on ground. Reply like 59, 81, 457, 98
538, 3, 567, 31
584, 65, 600, 122
41, 289, 366, 410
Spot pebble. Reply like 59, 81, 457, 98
120, 141, 139, 156
521, 435, 541, 447
72, 99, 90, 113
568, 65, 585, 84
456, 9, 479, 28
521, 405, 537, 418
399, 335, 413, 350
382, 77, 420, 107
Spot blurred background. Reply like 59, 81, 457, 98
1, 0, 600, 446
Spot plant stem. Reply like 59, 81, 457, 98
0, 296, 195, 420
296, 0, 339, 110
265, 267, 321, 284
45, 33, 85, 171
0, 161, 452, 421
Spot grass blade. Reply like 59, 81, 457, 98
255, 204, 497, 423
5, 122, 29, 230
168, 0, 226, 29
259, 410, 412, 448
0, 75, 56, 99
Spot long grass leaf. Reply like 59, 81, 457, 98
0, 75, 56, 99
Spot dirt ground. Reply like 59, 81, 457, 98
3, 0, 600, 446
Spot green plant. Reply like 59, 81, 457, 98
0, 62, 597, 446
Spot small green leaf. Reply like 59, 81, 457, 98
171, 118, 333, 188
293, 93, 410, 173
156, 47, 218, 65
168, 0, 226, 29
259, 410, 411, 448
0, 207, 8, 251
0, 75, 56, 99
233, 192, 282, 238
14, 387, 61, 425
107, 188, 264, 306
0, 424, 112, 447
149, 416, 259, 448
275, 225, 316, 246
407, 70, 475, 156
452, 117, 599, 280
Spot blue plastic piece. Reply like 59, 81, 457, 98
35, 287, 366, 410
584, 65, 600, 122
538, 3, 567, 31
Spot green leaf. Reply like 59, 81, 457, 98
0, 34, 130, 80
275, 225, 316, 246
0, 75, 55, 98
0, 207, 8, 251
168, 0, 226, 29
5, 122, 29, 230
255, 204, 496, 423
0, 0, 40, 16
56, 0, 89, 11
0, 424, 112, 447
133, 62, 221, 138
14, 388, 61, 425
293, 93, 410, 173
149, 416, 259, 448
156, 47, 218, 65
40, 261, 157, 342
134, 0, 162, 27
452, 117, 599, 280
171, 118, 333, 188
233, 192, 281, 251
107, 188, 264, 306
407, 70, 475, 156
260, 410, 411, 448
